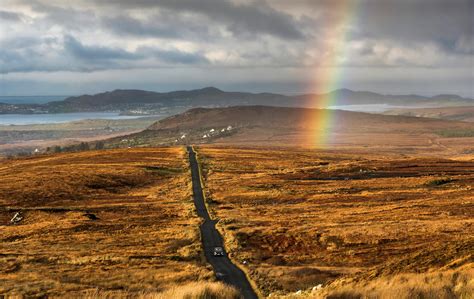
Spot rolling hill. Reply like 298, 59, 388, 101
105, 106, 474, 156
385, 106, 474, 122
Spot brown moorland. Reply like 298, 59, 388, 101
1, 105, 474, 298
198, 146, 474, 297
0, 148, 216, 297
385, 106, 474, 122
117, 106, 474, 158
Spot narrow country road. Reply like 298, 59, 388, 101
187, 146, 258, 299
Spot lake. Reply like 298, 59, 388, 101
327, 104, 422, 113
0, 113, 146, 126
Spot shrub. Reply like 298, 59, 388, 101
426, 178, 453, 187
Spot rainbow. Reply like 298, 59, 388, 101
306, 1, 359, 148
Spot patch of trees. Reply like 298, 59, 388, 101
46, 141, 105, 153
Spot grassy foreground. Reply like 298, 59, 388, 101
82, 282, 240, 299
1, 145, 472, 298
0, 148, 215, 297
199, 146, 473, 298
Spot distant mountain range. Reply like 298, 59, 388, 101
1, 87, 473, 114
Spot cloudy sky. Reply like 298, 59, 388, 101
0, 0, 473, 96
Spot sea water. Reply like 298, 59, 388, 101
0, 112, 145, 126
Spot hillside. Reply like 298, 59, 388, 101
385, 106, 474, 122
1, 87, 472, 114
147, 105, 468, 131
103, 106, 474, 157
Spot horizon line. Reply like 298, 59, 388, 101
0, 87, 472, 99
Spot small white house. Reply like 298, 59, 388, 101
227, 125, 233, 131
209, 128, 215, 133
180, 134, 186, 139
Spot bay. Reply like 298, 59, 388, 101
327, 104, 425, 113
0, 112, 146, 126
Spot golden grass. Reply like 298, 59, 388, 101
278, 264, 474, 299
198, 146, 474, 297
0, 148, 215, 297
143, 281, 240, 299
79, 282, 240, 299
2, 144, 472, 298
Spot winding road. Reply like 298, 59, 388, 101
187, 146, 258, 299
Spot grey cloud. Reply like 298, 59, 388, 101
1, 0, 473, 96
63, 35, 140, 61
265, 0, 473, 54
354, 0, 473, 51
0, 34, 209, 74
64, 35, 208, 64
137, 47, 209, 64
103, 15, 181, 39
455, 35, 474, 54
93, 0, 305, 40
1, 36, 42, 49
27, 0, 98, 31
0, 10, 22, 22
102, 14, 214, 40
0, 47, 59, 73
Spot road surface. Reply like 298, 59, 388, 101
187, 146, 258, 299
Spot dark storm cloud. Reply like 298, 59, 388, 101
93, 0, 305, 40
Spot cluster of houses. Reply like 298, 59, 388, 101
174, 125, 233, 143
202, 125, 233, 139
